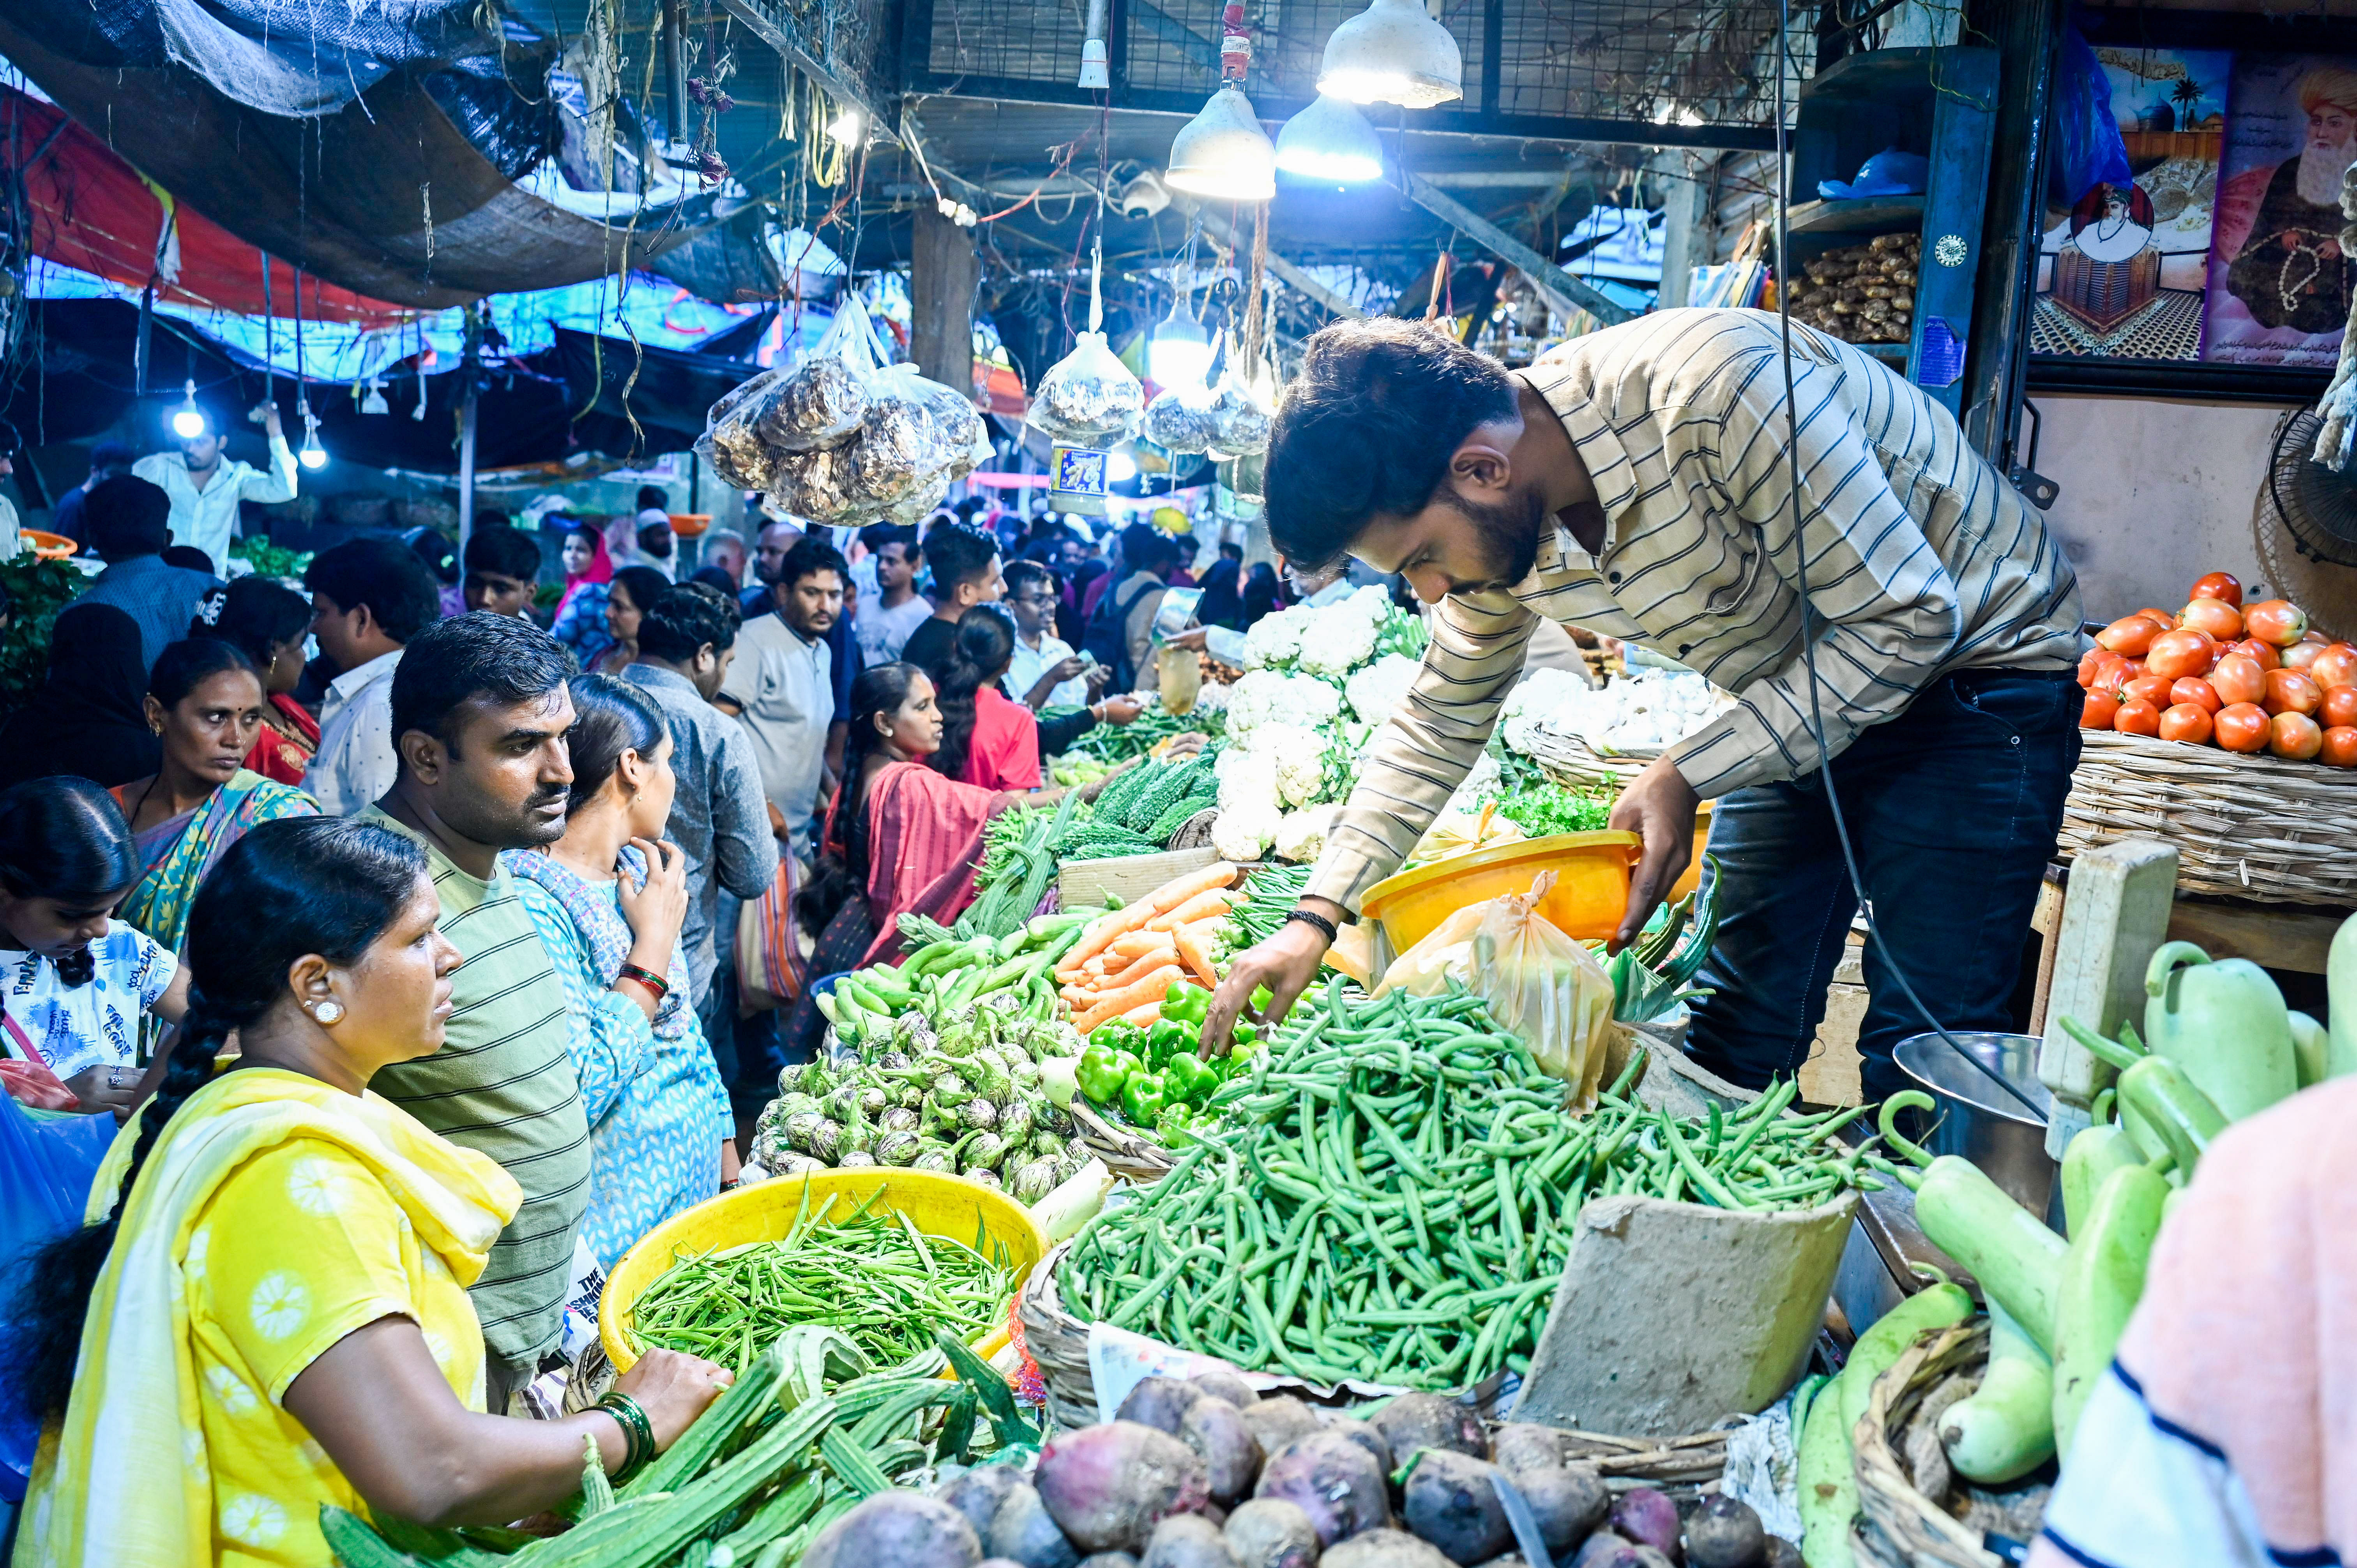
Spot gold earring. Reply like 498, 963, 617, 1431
310, 1000, 345, 1024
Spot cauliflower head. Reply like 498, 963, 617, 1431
1344, 653, 1421, 724
1213, 798, 1283, 860
1297, 612, 1378, 678
1273, 804, 1338, 863
1217, 748, 1281, 811
1242, 609, 1306, 670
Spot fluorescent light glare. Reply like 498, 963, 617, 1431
297, 404, 327, 469
1149, 307, 1213, 390
1317, 0, 1463, 108
170, 380, 207, 440
1275, 94, 1384, 182
825, 108, 863, 145
1164, 86, 1277, 201
1106, 449, 1139, 484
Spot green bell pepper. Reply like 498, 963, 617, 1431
1076, 1045, 1140, 1106
1154, 1104, 1201, 1148
1121, 1071, 1170, 1123
1162, 980, 1213, 1026
1164, 1053, 1221, 1107
1145, 1019, 1193, 1068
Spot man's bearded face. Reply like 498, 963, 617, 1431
2300, 104, 2357, 205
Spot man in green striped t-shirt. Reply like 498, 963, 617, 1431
363, 613, 589, 1411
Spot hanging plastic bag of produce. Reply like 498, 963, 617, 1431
1029, 329, 1144, 446
1141, 382, 1221, 454
757, 293, 882, 452
696, 366, 789, 490
1204, 351, 1276, 459
1373, 871, 1615, 1110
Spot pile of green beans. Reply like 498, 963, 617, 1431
1058, 978, 1874, 1391
628, 1190, 1017, 1376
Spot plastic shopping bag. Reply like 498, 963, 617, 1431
1373, 872, 1615, 1110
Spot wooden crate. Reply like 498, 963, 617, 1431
1058, 846, 1223, 910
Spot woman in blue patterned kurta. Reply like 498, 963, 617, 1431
505, 675, 732, 1269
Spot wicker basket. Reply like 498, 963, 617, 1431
1166, 807, 1220, 851
1851, 1321, 2049, 1568
2057, 729, 2357, 905
1069, 1100, 1175, 1185
1515, 730, 1659, 790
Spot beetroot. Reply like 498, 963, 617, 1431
1607, 1490, 1679, 1561
1398, 1450, 1511, 1566
1569, 1533, 1633, 1568
1038, 1421, 1213, 1554
1238, 1396, 1323, 1456
1223, 1498, 1320, 1568
989, 1481, 1082, 1568
1191, 1367, 1260, 1410
1120, 1377, 1210, 1436
1319, 1416, 1393, 1473
1505, 1462, 1610, 1554
1254, 1432, 1391, 1547
942, 1467, 1030, 1538
1762, 1539, 1802, 1568
1322, 1529, 1454, 1568
1487, 1424, 1570, 1478
1142, 1514, 1243, 1568
802, 1492, 981, 1568
1683, 1496, 1765, 1568
1181, 1393, 1266, 1504
1370, 1394, 1486, 1462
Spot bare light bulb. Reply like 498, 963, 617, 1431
170, 381, 207, 440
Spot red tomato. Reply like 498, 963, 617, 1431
2158, 703, 2214, 744
2285, 640, 2326, 673
2179, 598, 2243, 641
2096, 615, 2162, 655
2143, 629, 2215, 681
2137, 608, 2177, 628
2081, 689, 2120, 729
2271, 711, 2325, 759
2170, 677, 2223, 713
2089, 650, 2131, 692
2324, 727, 2357, 768
2306, 630, 2331, 646
2324, 685, 2357, 729
2191, 570, 2244, 607
2113, 699, 2163, 737
2119, 657, 2147, 682
2209, 652, 2267, 706
2230, 637, 2282, 673
2215, 702, 2271, 752
2309, 643, 2357, 690
2076, 647, 2104, 689
2121, 675, 2173, 709
2244, 599, 2309, 647
2265, 668, 2323, 716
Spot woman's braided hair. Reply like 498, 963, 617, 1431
4, 816, 428, 1424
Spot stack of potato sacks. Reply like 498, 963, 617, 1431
1786, 231, 1921, 346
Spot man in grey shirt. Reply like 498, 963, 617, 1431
716, 537, 842, 858
624, 584, 779, 1011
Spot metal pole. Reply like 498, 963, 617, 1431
457, 305, 483, 547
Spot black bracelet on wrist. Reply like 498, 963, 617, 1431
1285, 907, 1339, 943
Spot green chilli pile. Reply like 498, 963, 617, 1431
1057, 979, 1876, 1391
625, 1188, 1018, 1375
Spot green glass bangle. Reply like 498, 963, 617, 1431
596, 1391, 656, 1480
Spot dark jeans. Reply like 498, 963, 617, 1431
1684, 668, 2081, 1107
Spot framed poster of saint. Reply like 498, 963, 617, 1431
2203, 58, 2357, 367
2033, 45, 2227, 360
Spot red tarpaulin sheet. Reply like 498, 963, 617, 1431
4, 88, 416, 327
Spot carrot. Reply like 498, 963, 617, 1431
1103, 943, 1178, 991
1058, 863, 1240, 979
1121, 1002, 1163, 1027
1075, 964, 1183, 1032
1173, 923, 1220, 989
1147, 888, 1233, 932
1110, 930, 1173, 959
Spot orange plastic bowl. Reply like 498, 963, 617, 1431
668, 512, 712, 539
1359, 829, 1641, 951
20, 528, 76, 559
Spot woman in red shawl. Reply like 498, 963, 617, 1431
784, 664, 1119, 1055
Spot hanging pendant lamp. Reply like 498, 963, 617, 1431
1165, 85, 1277, 201
1275, 93, 1385, 182
1318, 0, 1463, 108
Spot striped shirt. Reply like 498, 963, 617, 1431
359, 807, 590, 1366
1307, 309, 2085, 913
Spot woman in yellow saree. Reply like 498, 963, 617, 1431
11, 817, 730, 1568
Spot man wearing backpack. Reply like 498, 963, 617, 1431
1081, 524, 1182, 694
898, 519, 1002, 680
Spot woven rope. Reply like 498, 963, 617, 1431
1069, 1099, 1175, 1184
1852, 1321, 2001, 1568
2058, 730, 2357, 904
1516, 729, 1657, 789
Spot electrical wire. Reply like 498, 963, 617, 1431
1767, 0, 2040, 1117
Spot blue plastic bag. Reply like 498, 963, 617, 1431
1818, 148, 1930, 201
2054, 23, 2133, 206
0, 1096, 115, 1501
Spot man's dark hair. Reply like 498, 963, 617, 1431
304, 539, 443, 645
677, 579, 744, 629
1002, 559, 1056, 599
88, 441, 138, 475
636, 485, 669, 512
639, 583, 741, 661
390, 612, 571, 746
922, 521, 997, 596
859, 523, 920, 562
464, 523, 542, 581
160, 545, 215, 575
1263, 318, 1519, 573
1118, 523, 1181, 577
85, 475, 172, 561
777, 537, 849, 592
1219, 540, 1244, 560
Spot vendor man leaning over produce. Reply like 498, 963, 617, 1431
1203, 311, 2084, 1105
